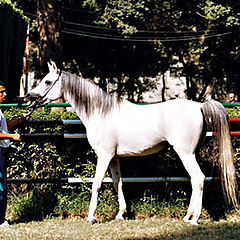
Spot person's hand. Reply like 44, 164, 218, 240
12, 134, 21, 141
22, 113, 31, 121
18, 113, 31, 123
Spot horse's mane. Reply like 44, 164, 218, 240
62, 71, 122, 116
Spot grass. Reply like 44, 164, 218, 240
0, 217, 240, 240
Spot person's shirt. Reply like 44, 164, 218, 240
0, 109, 10, 148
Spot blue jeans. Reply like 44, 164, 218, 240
0, 148, 7, 223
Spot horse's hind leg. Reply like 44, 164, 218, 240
175, 150, 205, 225
109, 157, 126, 220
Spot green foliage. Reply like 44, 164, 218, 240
0, 0, 29, 21
5, 108, 94, 182
74, 0, 240, 101
226, 107, 240, 118
96, 188, 118, 221
54, 187, 118, 221
54, 191, 91, 218
130, 190, 188, 219
204, 0, 239, 27
100, 0, 147, 34
3, 108, 79, 121
9, 142, 64, 179
8, 188, 58, 222
13, 1, 240, 101
81, 160, 97, 178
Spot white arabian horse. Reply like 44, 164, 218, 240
25, 62, 238, 225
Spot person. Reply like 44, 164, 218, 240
0, 81, 29, 227
227, 92, 237, 103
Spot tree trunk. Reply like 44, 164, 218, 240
36, 0, 63, 76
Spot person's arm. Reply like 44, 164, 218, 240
0, 132, 21, 141
7, 113, 30, 130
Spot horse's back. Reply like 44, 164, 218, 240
121, 99, 203, 125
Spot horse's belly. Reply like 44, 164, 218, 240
116, 141, 168, 157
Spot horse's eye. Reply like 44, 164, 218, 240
45, 80, 51, 85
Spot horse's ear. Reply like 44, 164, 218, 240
47, 62, 52, 72
47, 61, 58, 73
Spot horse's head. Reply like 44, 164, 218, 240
24, 61, 63, 108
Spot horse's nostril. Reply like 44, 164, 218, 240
24, 92, 41, 101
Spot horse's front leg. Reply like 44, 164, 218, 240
109, 157, 126, 220
86, 153, 112, 224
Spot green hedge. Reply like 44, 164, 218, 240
4, 108, 91, 180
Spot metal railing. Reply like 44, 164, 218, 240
7, 176, 226, 184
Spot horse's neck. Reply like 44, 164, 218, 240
62, 73, 123, 125
63, 92, 88, 125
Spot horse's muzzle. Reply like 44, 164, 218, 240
24, 92, 42, 108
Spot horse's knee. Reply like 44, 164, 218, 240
92, 182, 101, 194
191, 173, 205, 188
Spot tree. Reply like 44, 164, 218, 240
81, 0, 240, 101
36, 0, 63, 76
15, 0, 240, 101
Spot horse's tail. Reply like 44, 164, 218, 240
201, 100, 238, 209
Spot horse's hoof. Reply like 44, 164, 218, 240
190, 220, 199, 226
115, 216, 124, 221
183, 216, 198, 225
86, 217, 97, 224
115, 212, 124, 220
183, 216, 190, 223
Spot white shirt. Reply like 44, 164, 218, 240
0, 109, 10, 148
